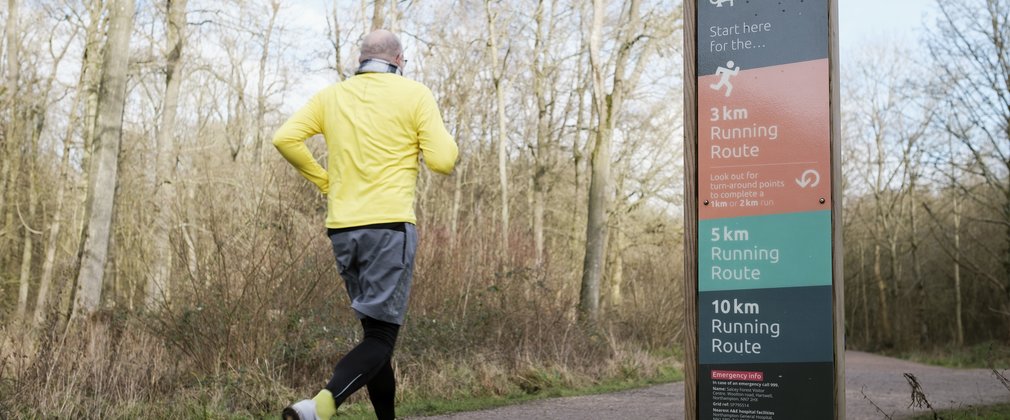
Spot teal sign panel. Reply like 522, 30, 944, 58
699, 211, 831, 292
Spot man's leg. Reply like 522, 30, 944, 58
285, 225, 410, 419
291, 318, 398, 419
366, 359, 396, 420
324, 317, 400, 407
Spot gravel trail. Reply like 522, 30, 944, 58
410, 351, 1009, 419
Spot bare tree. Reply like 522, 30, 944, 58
900, 107, 933, 346
1, 0, 21, 271
371, 0, 386, 30
530, 0, 551, 266
579, 0, 607, 324
607, 97, 681, 312
148, 0, 188, 310
579, 0, 668, 324
13, 8, 76, 321
484, 0, 510, 256
528, 0, 575, 267
218, 22, 249, 161
72, 0, 135, 319
927, 0, 1010, 330
326, 2, 346, 80
844, 44, 920, 346
35, 59, 87, 327
79, 0, 107, 225
251, 0, 278, 167
6, 0, 24, 316
951, 193, 964, 346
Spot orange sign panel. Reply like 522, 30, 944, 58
698, 59, 830, 220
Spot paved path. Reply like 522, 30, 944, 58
845, 351, 1008, 419
411, 351, 1009, 419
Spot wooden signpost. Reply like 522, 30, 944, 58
684, 0, 844, 418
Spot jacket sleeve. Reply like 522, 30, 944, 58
415, 88, 458, 175
272, 92, 329, 194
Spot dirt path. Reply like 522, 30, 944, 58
845, 351, 1008, 419
410, 351, 1009, 419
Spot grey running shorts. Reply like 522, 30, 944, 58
328, 223, 418, 325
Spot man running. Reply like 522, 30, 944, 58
274, 29, 458, 420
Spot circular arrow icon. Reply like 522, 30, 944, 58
796, 169, 821, 188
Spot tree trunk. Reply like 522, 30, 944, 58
327, 3, 345, 80
35, 86, 82, 328
579, 0, 645, 325
450, 153, 467, 248
570, 46, 588, 257
371, 0, 386, 30
16, 109, 43, 320
182, 187, 200, 285
148, 0, 187, 311
859, 243, 869, 344
888, 233, 903, 343
485, 0, 510, 257
952, 196, 964, 346
81, 0, 105, 163
224, 51, 246, 161
888, 237, 900, 300
910, 178, 927, 345
1004, 177, 1010, 335
78, 1, 106, 246
531, 0, 552, 267
608, 215, 625, 310
873, 243, 892, 346
253, 0, 278, 167
72, 0, 135, 319
578, 0, 608, 325
1, 0, 20, 268
447, 107, 468, 248
581, 123, 612, 324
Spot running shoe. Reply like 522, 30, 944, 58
281, 399, 319, 420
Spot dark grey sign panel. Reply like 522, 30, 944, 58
698, 0, 828, 75
699, 286, 833, 365
699, 361, 833, 420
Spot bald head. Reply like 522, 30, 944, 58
360, 30, 403, 63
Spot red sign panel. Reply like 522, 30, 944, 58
698, 60, 830, 220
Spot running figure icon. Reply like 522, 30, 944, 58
710, 60, 740, 97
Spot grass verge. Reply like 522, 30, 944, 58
37, 345, 683, 419
884, 341, 1010, 369
97, 363, 682, 419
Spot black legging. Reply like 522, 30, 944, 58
325, 317, 399, 420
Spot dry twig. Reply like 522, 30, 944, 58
904, 372, 942, 420
860, 385, 894, 420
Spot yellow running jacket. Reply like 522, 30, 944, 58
273, 72, 458, 228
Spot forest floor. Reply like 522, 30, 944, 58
408, 351, 1010, 420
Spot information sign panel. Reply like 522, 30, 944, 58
693, 0, 837, 418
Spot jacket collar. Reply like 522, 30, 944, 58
355, 59, 401, 76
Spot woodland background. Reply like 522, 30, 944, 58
0, 0, 1007, 417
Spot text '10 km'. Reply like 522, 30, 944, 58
712, 299, 760, 314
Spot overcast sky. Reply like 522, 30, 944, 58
838, 0, 934, 52
280, 0, 938, 109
